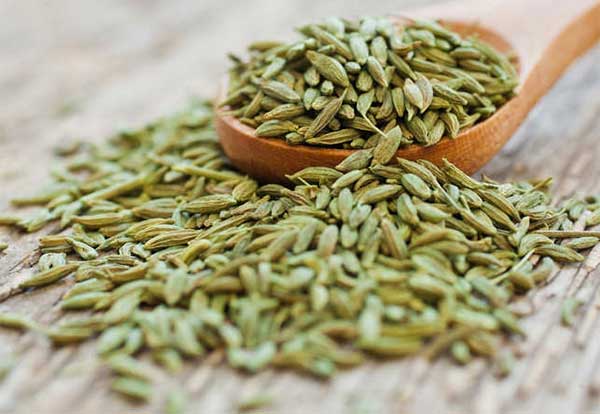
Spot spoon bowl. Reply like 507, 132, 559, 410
216, 0, 600, 183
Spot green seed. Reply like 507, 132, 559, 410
2, 91, 597, 405
111, 376, 152, 402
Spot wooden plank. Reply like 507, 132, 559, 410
1, 0, 599, 412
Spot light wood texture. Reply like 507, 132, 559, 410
216, 0, 600, 183
0, 1, 600, 413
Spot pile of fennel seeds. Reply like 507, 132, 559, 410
222, 17, 518, 148
0, 100, 599, 404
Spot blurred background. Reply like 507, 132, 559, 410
1, 0, 439, 128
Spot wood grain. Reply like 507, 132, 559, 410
0, 1, 599, 413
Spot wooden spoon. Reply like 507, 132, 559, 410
215, 0, 600, 183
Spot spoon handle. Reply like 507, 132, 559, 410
409, 0, 600, 114
411, 0, 599, 72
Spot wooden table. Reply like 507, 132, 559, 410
1, 0, 599, 412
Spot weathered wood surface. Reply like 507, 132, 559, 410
0, 0, 599, 413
